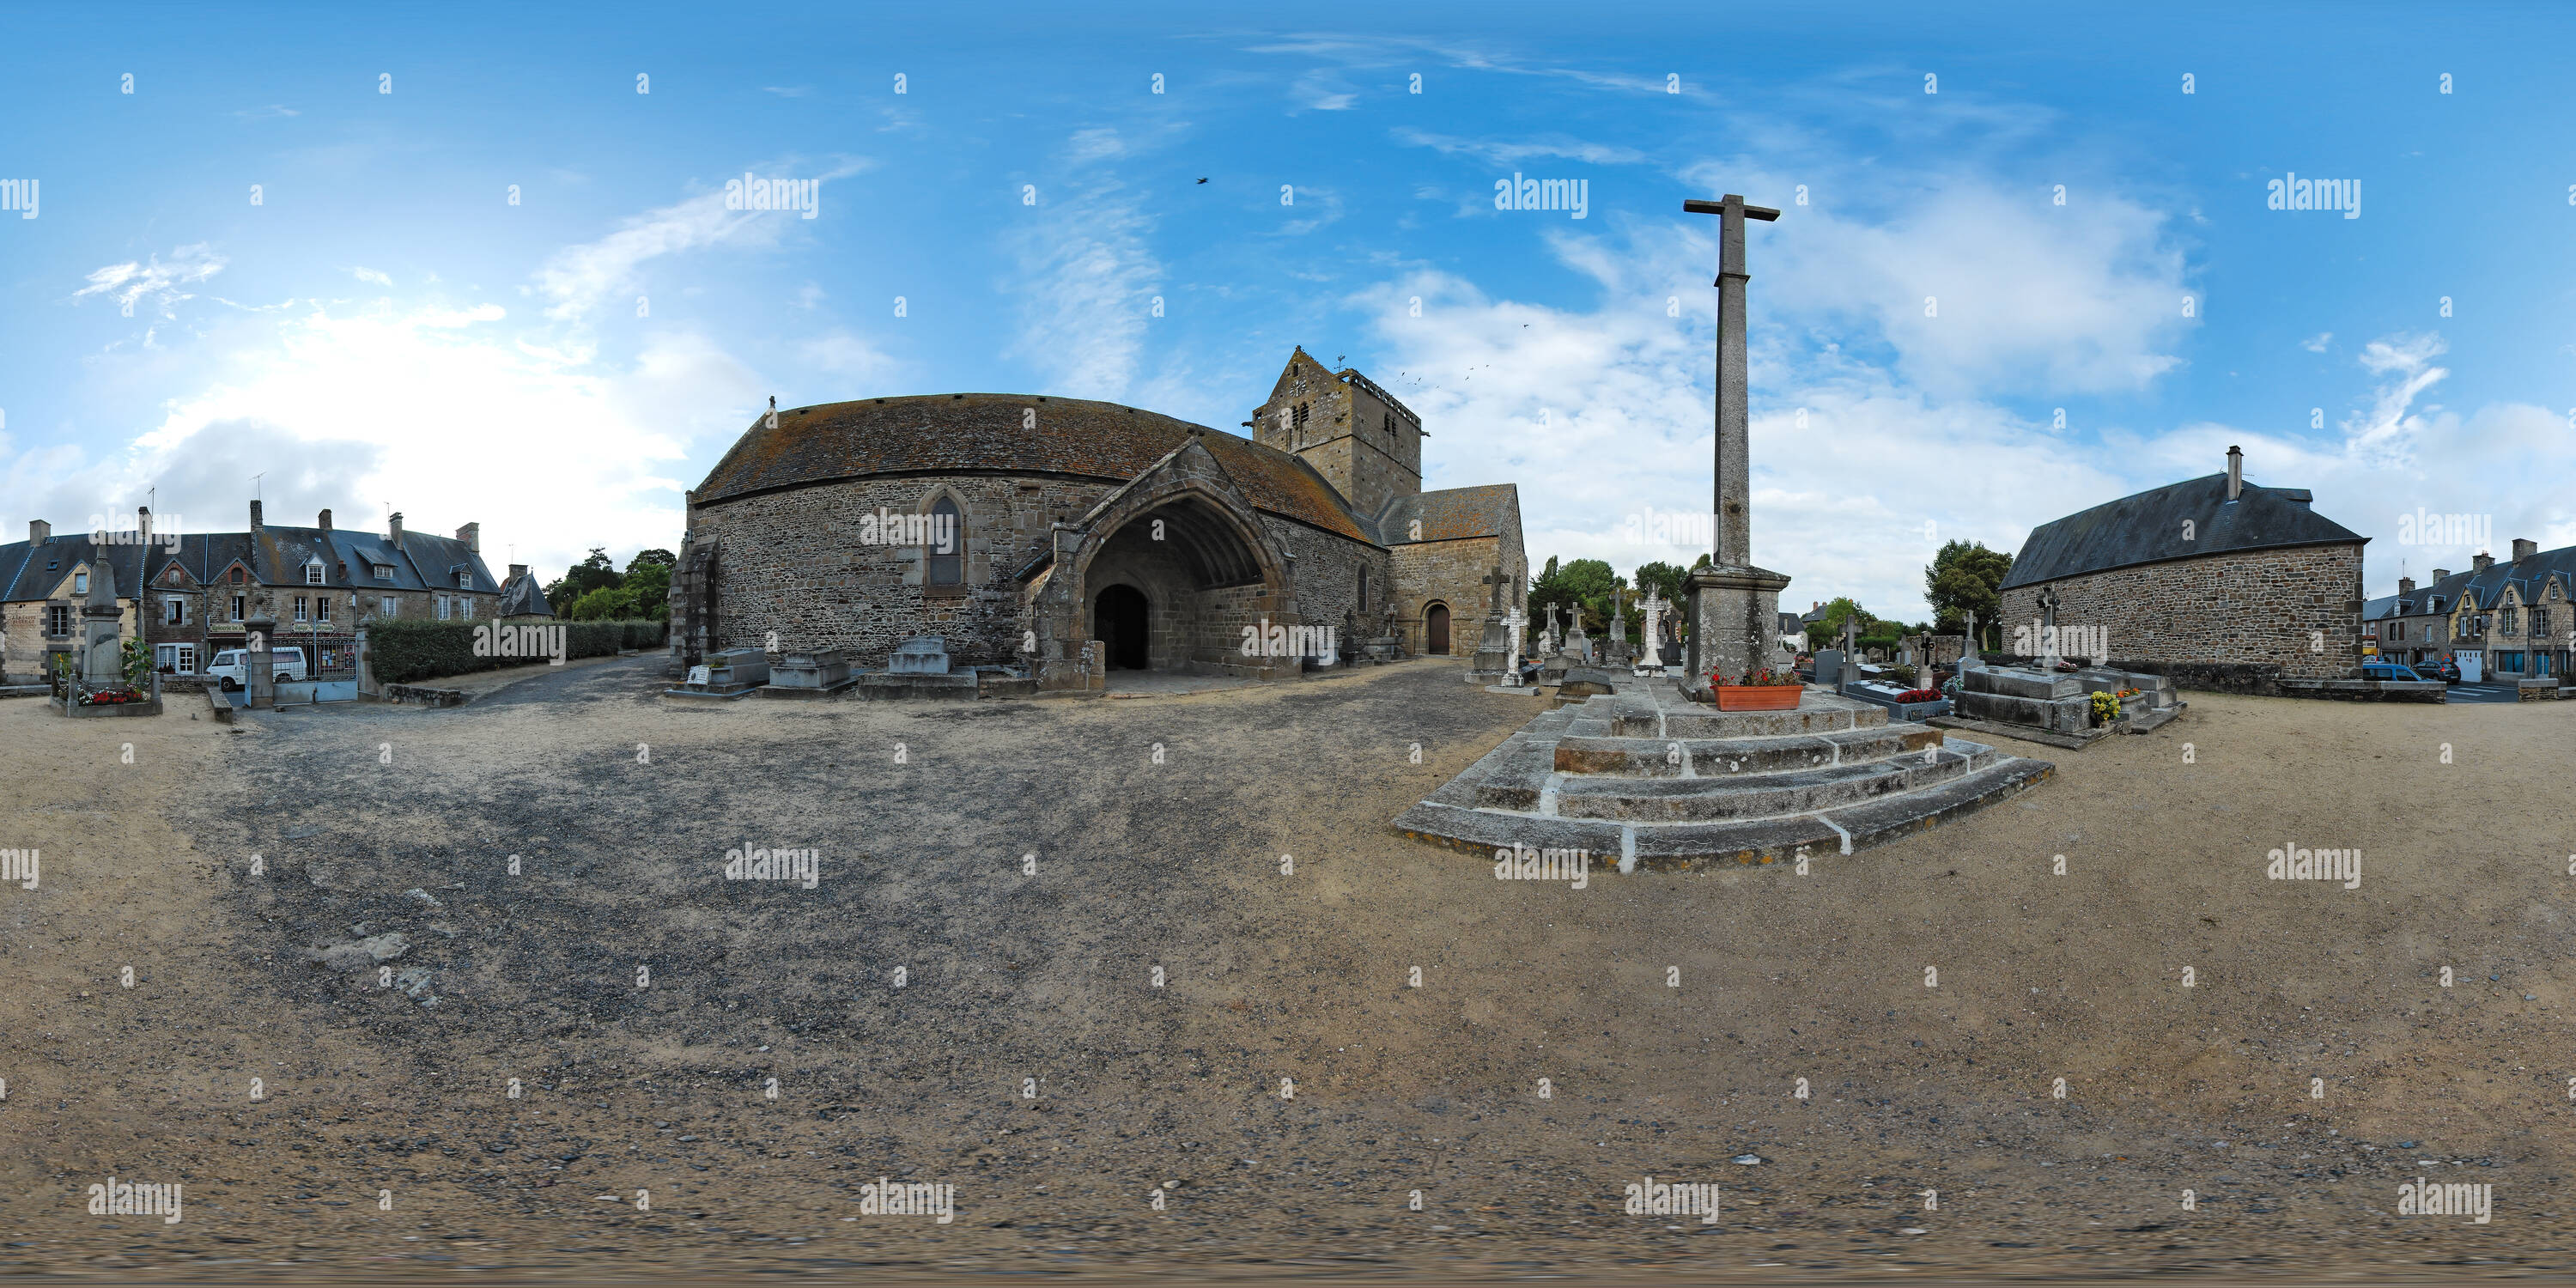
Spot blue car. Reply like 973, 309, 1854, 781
2360, 662, 2426, 682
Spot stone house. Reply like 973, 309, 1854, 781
1996, 446, 2367, 693
0, 501, 502, 680
672, 348, 1527, 689
2362, 567, 2464, 668
2433, 539, 2576, 681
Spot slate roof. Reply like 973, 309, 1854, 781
0, 523, 499, 603
1376, 483, 1520, 546
2433, 543, 2576, 613
2000, 473, 2366, 590
2361, 594, 2400, 623
496, 568, 554, 617
693, 393, 1375, 544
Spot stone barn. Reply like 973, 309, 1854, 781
672, 348, 1526, 691
1997, 446, 2367, 693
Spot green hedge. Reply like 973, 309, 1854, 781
367, 618, 665, 686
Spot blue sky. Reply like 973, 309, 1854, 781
3, 2, 2570, 617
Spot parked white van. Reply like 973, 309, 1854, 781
206, 646, 309, 689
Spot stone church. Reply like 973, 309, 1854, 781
671, 348, 1526, 690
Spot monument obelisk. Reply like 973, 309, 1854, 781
1681, 193, 1792, 696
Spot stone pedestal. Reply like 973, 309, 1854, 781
1683, 564, 1791, 696
243, 615, 278, 710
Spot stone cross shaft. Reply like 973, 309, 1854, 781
2037, 586, 2063, 671
1683, 193, 1780, 571
1504, 606, 1527, 677
1638, 591, 1668, 669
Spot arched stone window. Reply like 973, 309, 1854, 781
927, 496, 963, 586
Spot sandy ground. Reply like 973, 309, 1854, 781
2, 659, 2574, 1283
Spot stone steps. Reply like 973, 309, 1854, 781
1392, 755, 2054, 870
1552, 724, 1940, 776
1555, 744, 1989, 822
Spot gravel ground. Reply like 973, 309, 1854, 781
3, 657, 2575, 1282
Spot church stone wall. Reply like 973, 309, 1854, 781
1997, 542, 2365, 691
688, 473, 1115, 669
1261, 516, 1387, 642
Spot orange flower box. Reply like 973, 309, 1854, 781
1715, 684, 1801, 711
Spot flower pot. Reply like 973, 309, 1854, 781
1715, 684, 1801, 711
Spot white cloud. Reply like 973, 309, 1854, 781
798, 331, 899, 385
532, 161, 869, 322
1391, 128, 1649, 167
73, 244, 227, 318
351, 266, 393, 287
1004, 179, 1162, 399
2301, 331, 2331, 353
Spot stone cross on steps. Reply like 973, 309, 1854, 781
1680, 191, 1792, 692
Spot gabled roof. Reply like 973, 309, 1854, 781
496, 568, 554, 617
2442, 544, 2576, 612
692, 393, 1374, 544
2001, 473, 2366, 590
1376, 483, 1519, 546
2361, 594, 2401, 622
0, 525, 498, 601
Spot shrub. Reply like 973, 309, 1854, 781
364, 618, 667, 685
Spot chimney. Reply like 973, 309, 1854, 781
137, 506, 150, 542
507, 562, 528, 583
2474, 551, 2494, 572
2225, 446, 2243, 501
387, 511, 404, 547
249, 499, 264, 534
2512, 538, 2537, 562
28, 519, 48, 544
2398, 576, 2416, 598
2432, 568, 2451, 581
319, 507, 332, 531
457, 521, 480, 552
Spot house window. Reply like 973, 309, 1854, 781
316, 595, 331, 623
305, 560, 325, 585
165, 566, 182, 585
164, 597, 187, 626
927, 496, 963, 586
372, 563, 394, 581
455, 569, 470, 588
460, 597, 475, 620
155, 643, 197, 675
294, 595, 308, 623
380, 596, 398, 617
233, 567, 246, 584
2391, 622, 2404, 642
2533, 608, 2549, 638
437, 595, 452, 620
45, 605, 74, 636
2502, 607, 2518, 634
230, 594, 246, 622
74, 571, 88, 594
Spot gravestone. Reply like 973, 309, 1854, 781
888, 636, 951, 675
766, 648, 854, 696
1468, 568, 1514, 681
1814, 647, 1844, 686
1637, 590, 1669, 672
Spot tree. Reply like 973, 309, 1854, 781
1528, 557, 1622, 633
618, 559, 672, 621
1802, 597, 1877, 651
1924, 540, 2014, 649
544, 547, 623, 614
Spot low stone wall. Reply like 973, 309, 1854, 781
382, 683, 470, 708
2276, 679, 2446, 703
2106, 659, 2285, 696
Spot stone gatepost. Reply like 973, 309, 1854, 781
354, 625, 378, 696
244, 614, 278, 709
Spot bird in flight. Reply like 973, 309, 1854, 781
1196, 177, 1208, 184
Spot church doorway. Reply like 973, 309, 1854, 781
1426, 603, 1451, 654
1095, 584, 1151, 670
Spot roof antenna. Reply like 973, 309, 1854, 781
251, 472, 264, 502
